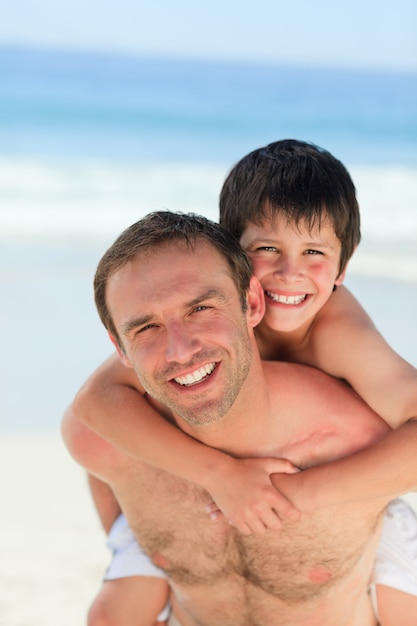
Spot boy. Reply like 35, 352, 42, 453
66, 140, 417, 626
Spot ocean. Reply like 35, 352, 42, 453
1, 45, 416, 433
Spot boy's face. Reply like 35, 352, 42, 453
240, 213, 346, 334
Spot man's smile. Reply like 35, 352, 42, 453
173, 362, 217, 387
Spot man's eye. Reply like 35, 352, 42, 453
135, 324, 156, 335
194, 305, 210, 312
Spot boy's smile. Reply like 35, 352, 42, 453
240, 215, 346, 334
265, 292, 307, 306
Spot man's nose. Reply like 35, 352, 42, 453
165, 321, 201, 363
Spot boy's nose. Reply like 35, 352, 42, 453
274, 255, 302, 281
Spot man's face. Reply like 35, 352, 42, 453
106, 240, 257, 426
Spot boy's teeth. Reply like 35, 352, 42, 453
175, 363, 216, 386
266, 292, 307, 305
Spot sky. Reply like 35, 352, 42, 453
0, 0, 416, 73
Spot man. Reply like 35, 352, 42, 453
62, 211, 393, 625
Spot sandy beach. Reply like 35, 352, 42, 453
0, 435, 108, 626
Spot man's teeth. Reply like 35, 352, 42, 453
266, 292, 307, 305
174, 363, 216, 386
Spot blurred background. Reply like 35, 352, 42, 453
1, 0, 416, 434
0, 3, 416, 624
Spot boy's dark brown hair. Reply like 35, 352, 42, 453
219, 139, 360, 275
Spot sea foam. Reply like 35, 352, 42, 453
1, 157, 416, 281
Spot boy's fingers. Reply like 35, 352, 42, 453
274, 497, 301, 521
229, 520, 253, 536
260, 509, 282, 531
268, 458, 300, 474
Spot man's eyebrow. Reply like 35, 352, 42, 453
187, 288, 228, 308
121, 315, 153, 336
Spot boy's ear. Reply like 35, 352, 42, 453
108, 333, 133, 368
336, 244, 357, 285
335, 260, 349, 286
246, 276, 265, 328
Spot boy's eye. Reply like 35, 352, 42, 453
256, 246, 277, 252
305, 249, 323, 255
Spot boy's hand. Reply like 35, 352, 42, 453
204, 456, 300, 535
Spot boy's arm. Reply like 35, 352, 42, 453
293, 286, 417, 509
70, 354, 300, 534
272, 416, 417, 512
312, 286, 417, 429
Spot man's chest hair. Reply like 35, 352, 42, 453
125, 468, 382, 595
143, 516, 379, 602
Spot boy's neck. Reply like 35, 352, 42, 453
254, 321, 313, 362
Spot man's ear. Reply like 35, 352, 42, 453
246, 276, 265, 328
108, 333, 133, 368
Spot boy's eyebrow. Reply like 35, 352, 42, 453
242, 236, 276, 246
120, 289, 228, 336
303, 238, 338, 250
246, 235, 337, 250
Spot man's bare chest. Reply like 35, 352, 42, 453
116, 465, 383, 600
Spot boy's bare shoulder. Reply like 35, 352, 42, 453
316, 286, 373, 329
309, 286, 376, 367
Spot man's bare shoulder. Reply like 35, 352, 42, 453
262, 359, 357, 412
262, 360, 390, 466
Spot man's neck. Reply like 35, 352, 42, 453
176, 358, 272, 456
